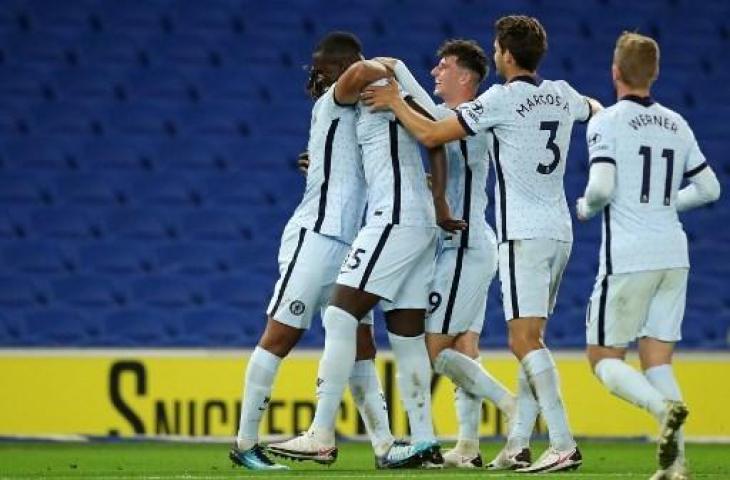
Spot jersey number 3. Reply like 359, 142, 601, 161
537, 121, 560, 175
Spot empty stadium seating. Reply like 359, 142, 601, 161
0, 0, 728, 348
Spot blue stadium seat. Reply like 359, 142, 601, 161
208, 274, 270, 309
123, 173, 200, 207
80, 139, 155, 171
163, 0, 235, 34
180, 105, 252, 139
76, 32, 147, 67
182, 308, 254, 345
51, 67, 123, 106
4, 242, 75, 274
0, 275, 49, 308
52, 275, 125, 308
3, 32, 75, 71
124, 67, 197, 105
17, 0, 95, 35
0, 172, 54, 205
3, 137, 80, 170
79, 242, 156, 275
156, 243, 238, 275
148, 33, 219, 69
0, 66, 49, 107
31, 102, 101, 137
196, 69, 261, 104
181, 209, 252, 241
30, 207, 103, 239
105, 207, 178, 240
106, 104, 181, 138
104, 309, 177, 346
155, 139, 229, 171
56, 173, 125, 206
24, 309, 93, 345
0, 208, 28, 239
201, 172, 272, 206
0, 311, 23, 345
131, 275, 206, 308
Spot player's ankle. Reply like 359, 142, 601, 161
373, 440, 392, 457
506, 436, 530, 451
309, 426, 336, 447
236, 437, 256, 451
453, 439, 479, 455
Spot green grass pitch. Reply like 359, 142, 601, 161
0, 440, 727, 479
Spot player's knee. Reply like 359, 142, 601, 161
258, 316, 303, 357
257, 336, 297, 358
508, 328, 541, 358
453, 332, 479, 358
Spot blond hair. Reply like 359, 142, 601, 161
613, 32, 660, 89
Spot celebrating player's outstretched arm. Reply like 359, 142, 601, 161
334, 59, 392, 105
362, 78, 467, 147
404, 97, 466, 233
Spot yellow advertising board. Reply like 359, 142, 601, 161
0, 350, 728, 439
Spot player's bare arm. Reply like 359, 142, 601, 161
297, 151, 309, 175
361, 79, 466, 147
427, 144, 466, 232
403, 96, 466, 232
334, 59, 391, 105
586, 97, 603, 117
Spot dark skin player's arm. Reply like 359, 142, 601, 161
405, 97, 466, 233
297, 151, 309, 174
334, 59, 392, 105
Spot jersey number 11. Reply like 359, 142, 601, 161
639, 146, 675, 206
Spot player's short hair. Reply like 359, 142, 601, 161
437, 39, 489, 84
613, 32, 659, 89
314, 31, 362, 60
495, 15, 547, 72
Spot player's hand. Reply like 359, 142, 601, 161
360, 79, 400, 111
373, 56, 399, 72
575, 197, 588, 221
297, 151, 309, 175
435, 198, 467, 232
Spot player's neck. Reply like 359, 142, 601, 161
616, 84, 651, 100
504, 68, 535, 83
443, 90, 477, 109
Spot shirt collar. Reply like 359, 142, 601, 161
620, 94, 655, 107
508, 75, 541, 86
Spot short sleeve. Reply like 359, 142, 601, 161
560, 81, 591, 123
433, 104, 452, 121
586, 113, 616, 165
683, 127, 708, 179
455, 86, 505, 136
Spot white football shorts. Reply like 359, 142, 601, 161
336, 224, 438, 311
267, 221, 373, 329
586, 268, 688, 347
498, 238, 572, 321
426, 234, 498, 335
